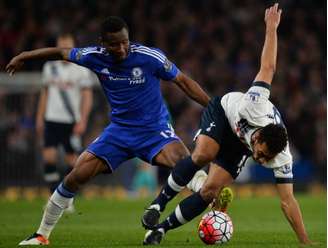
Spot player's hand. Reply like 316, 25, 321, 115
5, 55, 25, 76
265, 3, 282, 30
73, 121, 87, 135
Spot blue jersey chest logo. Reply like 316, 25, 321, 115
100, 67, 146, 86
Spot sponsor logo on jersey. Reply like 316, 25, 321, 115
99, 67, 146, 85
130, 67, 145, 85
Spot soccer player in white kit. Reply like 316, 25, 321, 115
143, 4, 312, 245
36, 34, 94, 193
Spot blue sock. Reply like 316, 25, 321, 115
151, 156, 201, 211
158, 192, 210, 232
56, 182, 76, 198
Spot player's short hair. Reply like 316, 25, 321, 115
100, 16, 129, 39
258, 124, 288, 155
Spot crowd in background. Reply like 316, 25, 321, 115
0, 0, 326, 186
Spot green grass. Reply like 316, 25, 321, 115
0, 194, 326, 248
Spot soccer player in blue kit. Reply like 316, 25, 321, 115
6, 17, 210, 245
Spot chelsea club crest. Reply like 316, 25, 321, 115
132, 67, 143, 78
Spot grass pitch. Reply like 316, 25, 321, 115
0, 194, 326, 248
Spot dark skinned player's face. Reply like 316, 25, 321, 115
102, 28, 129, 61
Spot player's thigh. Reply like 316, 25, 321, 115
42, 147, 58, 164
200, 163, 233, 202
192, 135, 220, 166
153, 140, 190, 168
64, 151, 108, 192
192, 96, 227, 166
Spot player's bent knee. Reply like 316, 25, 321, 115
192, 152, 215, 166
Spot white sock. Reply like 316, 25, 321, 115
37, 190, 73, 238
186, 170, 207, 192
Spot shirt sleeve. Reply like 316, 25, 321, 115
153, 49, 180, 81
238, 81, 271, 126
68, 47, 99, 70
273, 163, 294, 184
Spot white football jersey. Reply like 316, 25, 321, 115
220, 83, 293, 180
42, 61, 94, 123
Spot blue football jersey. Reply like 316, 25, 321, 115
69, 43, 180, 126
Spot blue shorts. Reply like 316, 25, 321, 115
87, 122, 180, 173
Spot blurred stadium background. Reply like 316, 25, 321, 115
0, 0, 326, 198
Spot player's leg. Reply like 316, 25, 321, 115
19, 151, 107, 245
64, 153, 78, 175
42, 122, 61, 193
143, 164, 233, 245
150, 135, 218, 210
63, 153, 78, 213
42, 147, 60, 193
19, 124, 132, 245
62, 123, 80, 175
142, 97, 223, 229
142, 135, 219, 229
143, 140, 196, 228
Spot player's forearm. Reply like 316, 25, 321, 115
183, 81, 210, 107
174, 73, 210, 107
281, 197, 310, 244
17, 48, 68, 62
259, 28, 278, 80
80, 89, 93, 124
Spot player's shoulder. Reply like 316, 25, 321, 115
130, 42, 166, 63
221, 91, 244, 103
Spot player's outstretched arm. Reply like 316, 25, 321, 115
276, 183, 313, 245
5, 48, 71, 75
254, 3, 282, 85
173, 72, 210, 107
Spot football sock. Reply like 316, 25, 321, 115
44, 163, 60, 193
158, 192, 210, 232
151, 156, 201, 211
37, 182, 75, 238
